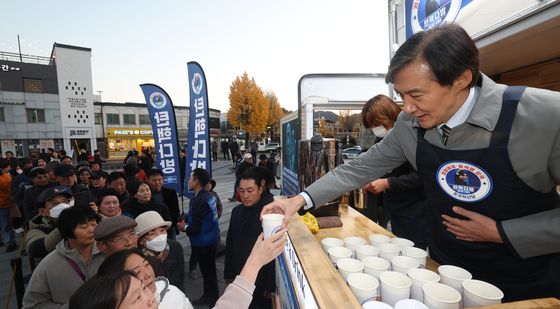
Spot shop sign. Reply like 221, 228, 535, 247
276, 234, 318, 309
67, 128, 92, 138
1, 63, 21, 72
108, 128, 154, 137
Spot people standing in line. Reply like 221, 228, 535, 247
0, 160, 16, 252
221, 139, 230, 160
261, 24, 560, 301
225, 168, 276, 309
22, 206, 104, 309
178, 168, 220, 307
361, 94, 428, 249
147, 169, 180, 240
212, 139, 219, 161
136, 211, 186, 292
229, 138, 240, 165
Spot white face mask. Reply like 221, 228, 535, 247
372, 126, 388, 138
145, 234, 167, 252
49, 203, 72, 219
68, 199, 75, 207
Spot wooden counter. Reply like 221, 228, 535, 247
278, 205, 559, 309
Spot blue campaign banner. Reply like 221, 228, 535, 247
140, 84, 181, 193
184, 61, 212, 197
405, 0, 473, 38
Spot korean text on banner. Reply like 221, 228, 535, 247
140, 84, 181, 193
185, 61, 212, 197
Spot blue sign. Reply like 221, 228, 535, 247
405, 0, 473, 38
282, 118, 299, 196
140, 84, 181, 193
185, 61, 212, 197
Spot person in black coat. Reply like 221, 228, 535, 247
361, 95, 428, 249
146, 169, 180, 239
225, 167, 275, 309
221, 139, 230, 160
122, 182, 172, 235
229, 139, 240, 165
21, 167, 54, 223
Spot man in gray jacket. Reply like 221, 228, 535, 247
23, 206, 104, 309
262, 25, 560, 301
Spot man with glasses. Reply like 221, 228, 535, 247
94, 215, 138, 256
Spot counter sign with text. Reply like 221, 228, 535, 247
140, 83, 181, 193
184, 61, 212, 198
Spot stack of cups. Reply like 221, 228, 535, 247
262, 214, 284, 239
379, 271, 412, 307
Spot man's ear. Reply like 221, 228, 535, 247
454, 69, 473, 91
96, 241, 107, 253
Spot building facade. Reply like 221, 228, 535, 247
94, 101, 221, 159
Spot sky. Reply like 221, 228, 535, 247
1, 0, 390, 113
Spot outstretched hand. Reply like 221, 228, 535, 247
261, 195, 305, 229
442, 206, 503, 243
363, 179, 390, 194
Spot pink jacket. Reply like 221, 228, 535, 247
213, 276, 255, 309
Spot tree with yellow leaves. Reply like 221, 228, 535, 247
265, 91, 285, 141
227, 72, 269, 143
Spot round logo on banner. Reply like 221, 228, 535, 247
191, 73, 203, 95
436, 161, 493, 203
149, 92, 167, 109
410, 0, 463, 34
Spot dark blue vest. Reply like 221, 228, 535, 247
188, 190, 219, 247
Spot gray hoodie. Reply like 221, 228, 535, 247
22, 240, 105, 309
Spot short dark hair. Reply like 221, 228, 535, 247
97, 249, 163, 277
147, 169, 164, 178
240, 167, 271, 189
57, 206, 100, 240
95, 188, 121, 206
69, 271, 132, 309
192, 168, 210, 187
0, 160, 10, 169
107, 171, 125, 184
386, 24, 479, 88
208, 179, 216, 191
61, 155, 73, 162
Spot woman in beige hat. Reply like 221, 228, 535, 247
135, 211, 186, 292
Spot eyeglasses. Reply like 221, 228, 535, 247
108, 231, 138, 245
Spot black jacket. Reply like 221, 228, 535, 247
122, 198, 172, 225
225, 191, 275, 308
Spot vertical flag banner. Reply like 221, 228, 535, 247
140, 84, 181, 193
185, 61, 212, 197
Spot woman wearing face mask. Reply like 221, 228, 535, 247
361, 94, 428, 249
69, 270, 157, 309
135, 211, 185, 292
25, 186, 75, 267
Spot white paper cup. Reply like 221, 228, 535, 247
336, 258, 364, 281
401, 247, 428, 268
422, 282, 461, 309
379, 243, 401, 261
391, 237, 415, 249
322, 237, 344, 253
262, 214, 284, 239
462, 279, 504, 307
345, 236, 367, 256
328, 246, 353, 266
390, 255, 420, 275
362, 300, 394, 309
362, 256, 391, 279
437, 265, 472, 294
369, 234, 391, 247
356, 244, 380, 260
347, 272, 380, 304
407, 268, 441, 302
379, 271, 412, 307
395, 299, 429, 309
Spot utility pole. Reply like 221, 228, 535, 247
17, 35, 22, 62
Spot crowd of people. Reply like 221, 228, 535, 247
0, 147, 287, 309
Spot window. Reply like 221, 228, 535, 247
123, 114, 136, 125
26, 109, 45, 123
94, 113, 103, 124
23, 78, 44, 93
107, 113, 120, 125
139, 114, 151, 125
0, 107, 4, 122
